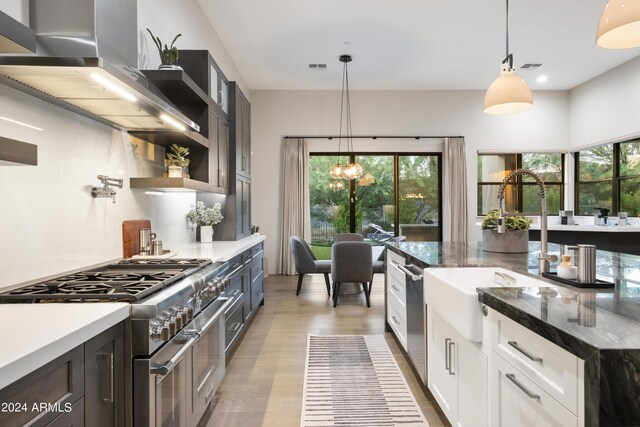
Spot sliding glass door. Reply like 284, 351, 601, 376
309, 153, 441, 259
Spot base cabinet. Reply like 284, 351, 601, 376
0, 322, 125, 427
224, 242, 264, 359
492, 353, 577, 427
427, 309, 487, 427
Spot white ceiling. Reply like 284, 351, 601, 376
197, 0, 640, 91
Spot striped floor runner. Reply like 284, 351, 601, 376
301, 334, 429, 426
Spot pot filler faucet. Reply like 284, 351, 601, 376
497, 168, 558, 274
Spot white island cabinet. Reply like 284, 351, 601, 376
427, 308, 488, 427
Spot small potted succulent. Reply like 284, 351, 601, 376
187, 201, 224, 243
481, 209, 533, 253
165, 144, 189, 178
146, 29, 182, 69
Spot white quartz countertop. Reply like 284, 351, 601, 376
0, 303, 129, 389
172, 234, 266, 261
529, 224, 640, 232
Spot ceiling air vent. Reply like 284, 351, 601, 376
308, 63, 327, 70
518, 63, 543, 71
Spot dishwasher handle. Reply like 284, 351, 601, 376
395, 262, 423, 281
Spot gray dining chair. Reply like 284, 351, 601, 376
333, 233, 365, 243
373, 236, 407, 274
290, 236, 331, 296
331, 242, 373, 307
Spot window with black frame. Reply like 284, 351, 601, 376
576, 140, 640, 216
477, 153, 564, 216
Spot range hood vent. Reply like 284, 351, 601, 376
0, 11, 36, 53
0, 0, 199, 133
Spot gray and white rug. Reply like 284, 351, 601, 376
301, 334, 429, 426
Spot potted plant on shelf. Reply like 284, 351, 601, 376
165, 144, 189, 178
187, 201, 224, 243
481, 209, 533, 253
146, 29, 182, 70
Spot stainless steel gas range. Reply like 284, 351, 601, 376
0, 258, 234, 427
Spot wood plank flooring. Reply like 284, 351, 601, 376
199, 274, 448, 427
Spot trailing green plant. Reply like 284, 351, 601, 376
187, 201, 223, 226
146, 29, 182, 65
166, 144, 190, 167
481, 209, 532, 231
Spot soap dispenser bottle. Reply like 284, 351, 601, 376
557, 254, 578, 280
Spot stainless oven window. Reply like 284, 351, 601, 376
156, 357, 187, 427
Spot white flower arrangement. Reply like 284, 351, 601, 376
187, 201, 223, 226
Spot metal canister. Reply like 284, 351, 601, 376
152, 240, 163, 256
577, 244, 597, 283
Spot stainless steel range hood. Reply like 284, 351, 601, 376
0, 0, 199, 133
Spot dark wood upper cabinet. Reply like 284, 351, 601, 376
230, 83, 251, 179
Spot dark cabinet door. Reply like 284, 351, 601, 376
241, 96, 251, 178
209, 110, 220, 187
242, 179, 251, 236
84, 322, 125, 427
0, 346, 84, 427
46, 398, 84, 427
218, 117, 229, 190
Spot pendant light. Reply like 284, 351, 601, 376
337, 55, 363, 180
596, 0, 640, 49
483, 0, 533, 115
358, 172, 375, 187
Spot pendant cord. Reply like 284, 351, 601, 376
337, 60, 346, 164
505, 0, 510, 60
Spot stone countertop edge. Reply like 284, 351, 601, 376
0, 303, 130, 390
171, 235, 266, 262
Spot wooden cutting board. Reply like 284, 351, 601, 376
122, 219, 151, 258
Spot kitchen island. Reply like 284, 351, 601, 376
387, 241, 640, 427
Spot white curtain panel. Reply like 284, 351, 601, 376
444, 137, 468, 242
278, 138, 311, 275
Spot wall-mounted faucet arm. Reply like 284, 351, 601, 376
91, 175, 124, 203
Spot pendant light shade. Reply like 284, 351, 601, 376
329, 163, 345, 179
358, 172, 375, 186
342, 162, 363, 180
596, 0, 640, 49
484, 0, 533, 115
484, 64, 533, 115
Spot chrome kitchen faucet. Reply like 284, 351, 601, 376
496, 168, 558, 273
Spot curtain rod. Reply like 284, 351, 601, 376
283, 135, 463, 140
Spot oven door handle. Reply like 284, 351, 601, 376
150, 336, 197, 377
192, 297, 234, 338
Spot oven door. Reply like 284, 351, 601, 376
187, 296, 233, 426
134, 330, 196, 427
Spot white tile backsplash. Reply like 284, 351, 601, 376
0, 83, 200, 289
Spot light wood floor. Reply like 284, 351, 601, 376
200, 274, 448, 427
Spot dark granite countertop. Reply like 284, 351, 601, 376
387, 241, 640, 356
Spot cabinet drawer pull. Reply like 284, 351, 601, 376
508, 341, 543, 363
229, 322, 241, 332
205, 383, 216, 401
98, 352, 114, 403
397, 263, 423, 281
391, 316, 400, 325
447, 340, 455, 375
506, 373, 541, 400
392, 284, 401, 292
444, 338, 451, 371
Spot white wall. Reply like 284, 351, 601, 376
0, 0, 250, 289
251, 90, 570, 273
569, 56, 640, 150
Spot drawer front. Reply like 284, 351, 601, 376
251, 271, 264, 310
250, 250, 264, 282
46, 397, 84, 427
241, 248, 253, 265
225, 296, 245, 353
387, 293, 407, 350
386, 262, 406, 303
250, 243, 263, 257
492, 312, 578, 414
493, 353, 577, 427
387, 250, 406, 266
226, 270, 244, 300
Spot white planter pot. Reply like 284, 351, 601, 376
199, 225, 213, 243
482, 229, 529, 253
168, 165, 182, 178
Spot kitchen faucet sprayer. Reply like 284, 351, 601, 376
496, 168, 557, 273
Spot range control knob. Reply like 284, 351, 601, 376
183, 307, 193, 322
176, 306, 189, 324
173, 313, 183, 330
167, 319, 177, 336
160, 325, 170, 340
150, 326, 163, 341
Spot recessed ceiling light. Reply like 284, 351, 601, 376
343, 41, 351, 46
537, 75, 549, 83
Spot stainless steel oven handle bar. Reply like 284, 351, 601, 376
189, 297, 234, 341
150, 336, 197, 377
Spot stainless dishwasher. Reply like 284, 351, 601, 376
403, 263, 426, 384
